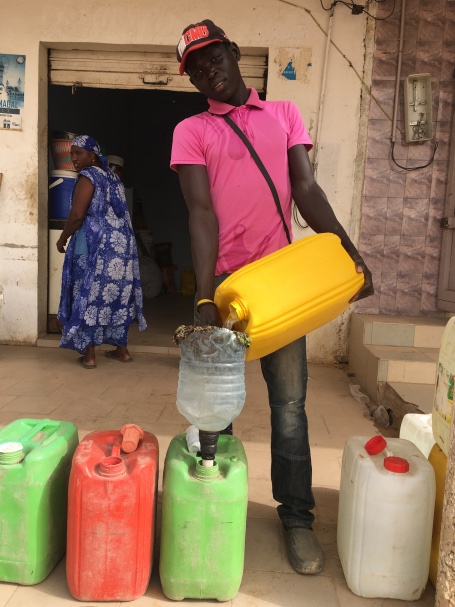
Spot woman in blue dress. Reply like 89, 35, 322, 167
56, 135, 147, 369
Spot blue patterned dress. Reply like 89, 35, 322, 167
58, 166, 147, 353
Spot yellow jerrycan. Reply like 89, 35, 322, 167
214, 233, 364, 361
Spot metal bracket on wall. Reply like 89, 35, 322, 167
72, 82, 83, 95
141, 74, 171, 86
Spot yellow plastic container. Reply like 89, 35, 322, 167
214, 233, 364, 361
428, 443, 447, 587
181, 267, 196, 296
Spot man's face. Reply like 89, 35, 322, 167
185, 42, 242, 104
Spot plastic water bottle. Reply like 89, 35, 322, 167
176, 327, 247, 432
349, 384, 370, 405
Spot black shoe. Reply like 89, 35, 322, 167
283, 527, 324, 575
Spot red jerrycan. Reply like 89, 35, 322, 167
66, 424, 159, 602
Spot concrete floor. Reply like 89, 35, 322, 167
0, 344, 436, 606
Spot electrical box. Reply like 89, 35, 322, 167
404, 73, 433, 143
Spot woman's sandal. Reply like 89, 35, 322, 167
105, 351, 133, 363
78, 356, 97, 369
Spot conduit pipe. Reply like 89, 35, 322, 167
313, 6, 334, 181
391, 0, 406, 143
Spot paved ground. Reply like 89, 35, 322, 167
0, 344, 436, 606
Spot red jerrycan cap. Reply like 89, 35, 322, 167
364, 435, 387, 455
384, 456, 410, 473
120, 424, 144, 453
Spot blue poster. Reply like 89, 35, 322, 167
0, 54, 26, 130
282, 61, 297, 80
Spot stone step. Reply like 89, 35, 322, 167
369, 345, 438, 384
349, 343, 438, 406
351, 313, 447, 349
348, 313, 446, 424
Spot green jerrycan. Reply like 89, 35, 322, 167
0, 418, 79, 584
159, 434, 248, 601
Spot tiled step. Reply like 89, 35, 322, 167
348, 313, 447, 416
368, 344, 438, 384
349, 343, 438, 405
350, 313, 447, 350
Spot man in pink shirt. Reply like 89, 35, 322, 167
171, 86, 312, 275
171, 19, 373, 575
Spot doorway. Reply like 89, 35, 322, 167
47, 85, 207, 346
46, 45, 268, 348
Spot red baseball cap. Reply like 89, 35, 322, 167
177, 19, 230, 75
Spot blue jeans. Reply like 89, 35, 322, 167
195, 276, 315, 529
260, 336, 314, 529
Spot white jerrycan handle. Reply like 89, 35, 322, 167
49, 178, 64, 190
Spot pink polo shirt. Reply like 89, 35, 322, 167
171, 88, 313, 275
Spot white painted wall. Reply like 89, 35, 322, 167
0, 0, 373, 360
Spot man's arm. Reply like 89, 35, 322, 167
178, 164, 222, 325
288, 144, 374, 302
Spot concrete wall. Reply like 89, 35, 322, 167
0, 0, 373, 361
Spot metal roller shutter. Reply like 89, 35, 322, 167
49, 48, 268, 93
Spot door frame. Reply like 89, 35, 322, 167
438, 109, 455, 311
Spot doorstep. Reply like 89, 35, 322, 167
36, 334, 180, 356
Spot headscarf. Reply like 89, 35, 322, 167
71, 135, 110, 172
71, 134, 126, 217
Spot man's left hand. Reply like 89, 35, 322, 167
349, 252, 374, 303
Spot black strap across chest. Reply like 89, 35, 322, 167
221, 114, 292, 245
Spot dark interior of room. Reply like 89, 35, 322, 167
48, 85, 209, 341
48, 85, 210, 284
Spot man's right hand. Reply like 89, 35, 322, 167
199, 302, 223, 327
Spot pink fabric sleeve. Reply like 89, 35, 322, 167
170, 119, 206, 172
287, 101, 313, 151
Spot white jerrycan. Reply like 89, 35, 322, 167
337, 435, 435, 600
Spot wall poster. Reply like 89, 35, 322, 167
0, 54, 25, 131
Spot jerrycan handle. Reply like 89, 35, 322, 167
110, 434, 123, 458
120, 424, 144, 453
19, 419, 59, 444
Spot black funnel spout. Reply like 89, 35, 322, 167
199, 430, 220, 462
